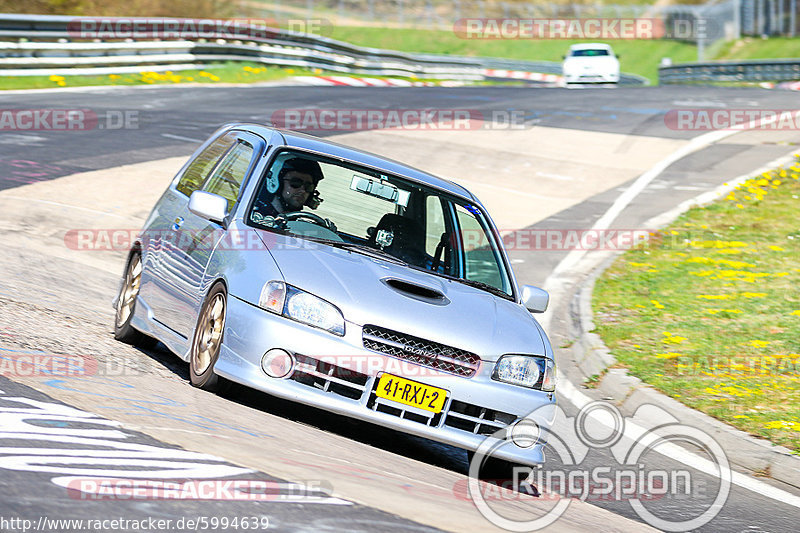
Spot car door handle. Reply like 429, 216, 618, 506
172, 217, 184, 231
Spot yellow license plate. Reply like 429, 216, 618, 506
375, 373, 448, 414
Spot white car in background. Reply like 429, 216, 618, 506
562, 43, 620, 85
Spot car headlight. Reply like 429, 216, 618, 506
258, 281, 345, 336
492, 355, 556, 391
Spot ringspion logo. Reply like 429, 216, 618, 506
468, 401, 731, 531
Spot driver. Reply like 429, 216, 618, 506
256, 157, 324, 218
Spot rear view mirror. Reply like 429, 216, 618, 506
188, 191, 229, 224
521, 285, 549, 313
350, 175, 410, 207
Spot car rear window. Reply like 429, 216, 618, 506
571, 49, 610, 57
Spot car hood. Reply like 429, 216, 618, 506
256, 230, 546, 360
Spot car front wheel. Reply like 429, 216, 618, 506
114, 251, 156, 348
190, 282, 228, 391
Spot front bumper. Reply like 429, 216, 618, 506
564, 71, 620, 83
215, 295, 557, 466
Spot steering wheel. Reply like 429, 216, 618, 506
282, 211, 334, 231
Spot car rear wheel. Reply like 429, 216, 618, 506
190, 282, 229, 392
114, 251, 157, 348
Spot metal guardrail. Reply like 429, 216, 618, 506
0, 13, 649, 85
659, 58, 800, 84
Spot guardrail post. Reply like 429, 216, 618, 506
733, 0, 742, 38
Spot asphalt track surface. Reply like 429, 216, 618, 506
1, 84, 799, 532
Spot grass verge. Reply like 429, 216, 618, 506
592, 158, 800, 452
0, 62, 319, 90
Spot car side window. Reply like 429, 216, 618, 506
176, 132, 237, 197
202, 141, 255, 211
454, 204, 510, 295
424, 195, 447, 256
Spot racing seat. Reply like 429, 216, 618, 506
369, 213, 426, 266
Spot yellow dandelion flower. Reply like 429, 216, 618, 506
769, 245, 784, 251
748, 340, 770, 348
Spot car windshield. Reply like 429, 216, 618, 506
247, 149, 514, 298
571, 49, 610, 57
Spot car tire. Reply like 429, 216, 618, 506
114, 251, 157, 349
190, 282, 230, 392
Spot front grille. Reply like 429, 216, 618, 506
444, 400, 517, 436
289, 354, 369, 401
362, 325, 480, 377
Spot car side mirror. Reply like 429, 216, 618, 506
521, 285, 549, 313
188, 190, 229, 224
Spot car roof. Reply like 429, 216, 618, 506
568, 43, 613, 51
226, 123, 476, 201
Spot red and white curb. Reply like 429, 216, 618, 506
481, 69, 563, 83
292, 76, 437, 87
759, 81, 800, 91
293, 70, 562, 87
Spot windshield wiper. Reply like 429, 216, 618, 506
324, 241, 408, 265
447, 276, 512, 299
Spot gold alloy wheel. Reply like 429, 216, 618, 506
193, 292, 225, 375
116, 254, 142, 328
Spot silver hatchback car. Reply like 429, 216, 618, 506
114, 123, 556, 468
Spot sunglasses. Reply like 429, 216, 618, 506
284, 178, 315, 193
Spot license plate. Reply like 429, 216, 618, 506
375, 374, 447, 414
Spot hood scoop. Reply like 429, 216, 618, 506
382, 278, 449, 306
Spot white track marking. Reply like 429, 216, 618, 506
160, 133, 203, 143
